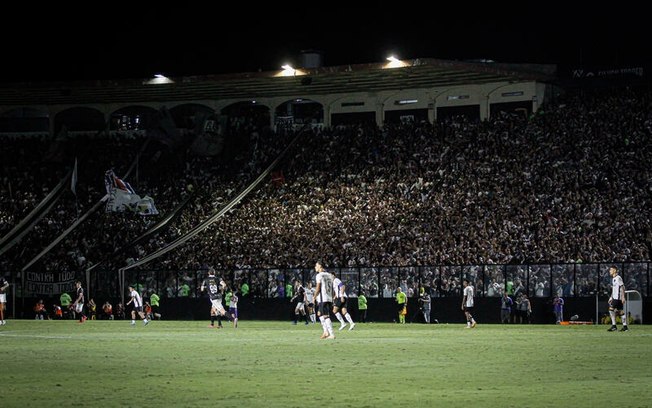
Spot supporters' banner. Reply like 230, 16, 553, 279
570, 65, 645, 80
135, 195, 159, 215
104, 170, 158, 215
25, 271, 76, 295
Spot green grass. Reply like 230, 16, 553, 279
1, 320, 650, 407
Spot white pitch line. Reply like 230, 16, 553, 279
0, 331, 72, 339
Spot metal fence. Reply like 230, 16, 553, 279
57, 261, 649, 301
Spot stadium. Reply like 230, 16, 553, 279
1, 51, 651, 407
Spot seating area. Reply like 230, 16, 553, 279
1, 87, 650, 288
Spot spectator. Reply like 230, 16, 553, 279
59, 292, 72, 319
34, 300, 47, 320
102, 301, 113, 320
53, 304, 63, 319
395, 287, 407, 324
553, 295, 564, 324
357, 291, 368, 323
500, 292, 513, 324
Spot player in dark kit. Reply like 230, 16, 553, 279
291, 279, 310, 325
74, 281, 87, 323
200, 267, 233, 328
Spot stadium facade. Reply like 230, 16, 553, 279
0, 58, 553, 136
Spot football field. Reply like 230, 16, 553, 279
1, 320, 650, 407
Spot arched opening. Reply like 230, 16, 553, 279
436, 105, 480, 123
54, 107, 105, 134
221, 101, 270, 130
109, 106, 158, 131
275, 98, 323, 129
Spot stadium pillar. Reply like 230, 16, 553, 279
323, 105, 331, 127
480, 96, 489, 121
375, 103, 384, 127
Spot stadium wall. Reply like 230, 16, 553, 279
15, 297, 650, 324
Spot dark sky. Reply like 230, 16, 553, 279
2, 4, 648, 83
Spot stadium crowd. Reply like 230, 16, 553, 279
1, 86, 650, 301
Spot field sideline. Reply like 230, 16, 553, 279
1, 320, 650, 407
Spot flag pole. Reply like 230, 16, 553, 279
72, 157, 79, 218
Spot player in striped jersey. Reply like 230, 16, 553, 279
332, 273, 355, 331
127, 285, 149, 326
305, 282, 316, 323
462, 279, 477, 329
607, 266, 628, 332
314, 262, 335, 339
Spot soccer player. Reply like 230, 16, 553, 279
305, 282, 316, 323
200, 267, 232, 328
314, 262, 335, 339
126, 285, 149, 326
229, 288, 239, 328
332, 273, 355, 331
74, 281, 87, 323
420, 287, 431, 324
290, 279, 309, 325
607, 266, 628, 332
0, 275, 9, 325
462, 278, 477, 328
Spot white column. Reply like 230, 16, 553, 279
480, 96, 489, 121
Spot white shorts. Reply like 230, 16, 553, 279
211, 299, 226, 314
0, 293, 6, 303
75, 303, 83, 313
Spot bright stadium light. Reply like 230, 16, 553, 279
280, 64, 296, 76
275, 63, 307, 77
143, 73, 174, 85
384, 55, 407, 69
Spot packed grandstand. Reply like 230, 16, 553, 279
0, 59, 650, 318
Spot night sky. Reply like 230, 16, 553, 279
1, 4, 648, 83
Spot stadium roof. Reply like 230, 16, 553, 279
0, 58, 556, 107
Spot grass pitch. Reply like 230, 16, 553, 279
1, 320, 650, 407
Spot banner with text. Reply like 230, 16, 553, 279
25, 271, 77, 295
